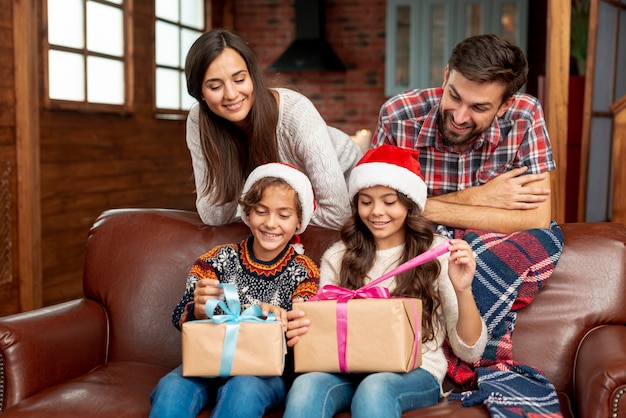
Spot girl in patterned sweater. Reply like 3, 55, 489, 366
150, 163, 319, 418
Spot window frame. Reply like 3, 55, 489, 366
43, 0, 134, 114
385, 0, 528, 97
153, 2, 208, 119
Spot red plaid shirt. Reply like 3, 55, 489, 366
374, 88, 555, 197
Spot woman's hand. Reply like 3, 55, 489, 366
193, 278, 223, 319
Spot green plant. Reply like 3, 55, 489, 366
571, 0, 590, 75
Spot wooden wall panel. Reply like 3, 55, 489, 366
14, 0, 42, 312
37, 112, 196, 307
0, 159, 12, 287
0, 0, 18, 316
0, 149, 18, 317
0, 192, 11, 299
36, 0, 196, 307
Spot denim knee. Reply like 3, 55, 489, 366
352, 373, 402, 417
149, 365, 211, 418
284, 372, 355, 418
351, 370, 440, 418
212, 375, 286, 418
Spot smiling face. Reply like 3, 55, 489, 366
438, 67, 514, 151
357, 185, 408, 250
201, 48, 254, 128
246, 184, 301, 262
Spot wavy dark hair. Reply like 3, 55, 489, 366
185, 29, 280, 204
338, 192, 442, 343
448, 33, 528, 100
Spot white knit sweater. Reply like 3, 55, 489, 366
186, 88, 363, 229
318, 235, 488, 392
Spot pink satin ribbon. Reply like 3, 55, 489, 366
309, 240, 451, 372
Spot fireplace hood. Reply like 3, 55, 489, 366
268, 0, 345, 72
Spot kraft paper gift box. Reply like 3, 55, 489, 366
182, 283, 286, 377
293, 240, 451, 374
293, 297, 422, 373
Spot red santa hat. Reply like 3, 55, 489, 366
237, 162, 316, 234
349, 144, 427, 212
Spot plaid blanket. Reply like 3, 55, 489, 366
443, 221, 564, 417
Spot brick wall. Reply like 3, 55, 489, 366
231, 0, 388, 137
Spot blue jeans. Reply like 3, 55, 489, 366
149, 365, 286, 418
283, 368, 440, 418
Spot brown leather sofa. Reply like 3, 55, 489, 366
1, 208, 626, 417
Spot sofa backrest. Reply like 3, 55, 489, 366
83, 209, 626, 404
82, 208, 339, 368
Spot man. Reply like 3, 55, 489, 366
375, 34, 554, 234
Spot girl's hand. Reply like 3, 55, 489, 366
285, 299, 310, 347
447, 239, 476, 294
193, 278, 223, 319
259, 302, 288, 327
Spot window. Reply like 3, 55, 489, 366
385, 0, 528, 96
154, 0, 205, 115
45, 0, 131, 112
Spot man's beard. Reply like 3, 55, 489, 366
438, 109, 479, 147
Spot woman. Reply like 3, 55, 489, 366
185, 29, 362, 229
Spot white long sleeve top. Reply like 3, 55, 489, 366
318, 235, 488, 392
186, 88, 363, 229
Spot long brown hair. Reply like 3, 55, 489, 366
338, 192, 441, 343
185, 29, 280, 204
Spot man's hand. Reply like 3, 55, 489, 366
468, 167, 550, 209
435, 166, 550, 209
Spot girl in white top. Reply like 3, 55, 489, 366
184, 29, 362, 229
284, 144, 487, 418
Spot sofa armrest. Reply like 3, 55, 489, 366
0, 298, 107, 410
574, 325, 626, 418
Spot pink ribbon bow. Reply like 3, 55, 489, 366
310, 283, 390, 302
309, 240, 451, 372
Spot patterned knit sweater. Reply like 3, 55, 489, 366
172, 236, 319, 330
186, 88, 363, 230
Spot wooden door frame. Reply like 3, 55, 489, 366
545, 0, 570, 225
578, 0, 597, 221
13, 0, 42, 311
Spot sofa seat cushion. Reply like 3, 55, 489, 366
1, 362, 169, 418
335, 399, 489, 417
337, 391, 574, 417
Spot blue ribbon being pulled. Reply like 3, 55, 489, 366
203, 283, 278, 377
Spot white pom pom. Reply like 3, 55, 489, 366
291, 243, 304, 255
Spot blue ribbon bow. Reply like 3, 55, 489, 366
203, 283, 279, 377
